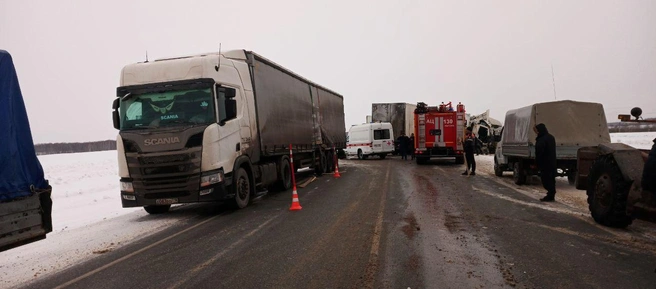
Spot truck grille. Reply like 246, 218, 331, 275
126, 147, 202, 199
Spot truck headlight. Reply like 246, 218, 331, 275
120, 181, 134, 193
200, 171, 223, 187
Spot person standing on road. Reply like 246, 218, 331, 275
409, 133, 415, 160
534, 123, 557, 202
462, 128, 476, 176
397, 132, 410, 160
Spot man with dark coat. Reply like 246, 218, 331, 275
462, 128, 476, 176
534, 123, 557, 201
397, 132, 410, 160
642, 138, 656, 194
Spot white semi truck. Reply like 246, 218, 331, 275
112, 50, 346, 214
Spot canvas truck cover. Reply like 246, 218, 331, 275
249, 52, 345, 155
502, 100, 610, 147
0, 50, 48, 201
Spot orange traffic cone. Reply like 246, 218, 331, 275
333, 146, 341, 178
289, 144, 302, 211
289, 187, 302, 211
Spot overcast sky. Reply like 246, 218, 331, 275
2, 0, 655, 143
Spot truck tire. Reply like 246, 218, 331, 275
513, 162, 527, 185
494, 157, 503, 177
586, 156, 633, 228
455, 156, 465, 164
567, 169, 576, 185
315, 151, 326, 176
357, 149, 364, 160
144, 205, 171, 214
275, 156, 292, 191
416, 157, 428, 165
232, 167, 251, 209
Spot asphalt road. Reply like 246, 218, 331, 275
22, 157, 656, 289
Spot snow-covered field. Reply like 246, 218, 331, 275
0, 132, 654, 287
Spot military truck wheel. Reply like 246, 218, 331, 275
587, 156, 633, 228
494, 157, 503, 177
357, 149, 364, 160
232, 167, 251, 209
144, 205, 170, 214
513, 162, 527, 185
275, 156, 292, 191
455, 156, 465, 164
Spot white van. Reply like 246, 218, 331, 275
346, 122, 395, 159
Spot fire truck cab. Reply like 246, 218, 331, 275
414, 102, 467, 164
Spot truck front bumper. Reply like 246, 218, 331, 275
120, 177, 234, 208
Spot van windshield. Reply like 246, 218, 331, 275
120, 88, 215, 130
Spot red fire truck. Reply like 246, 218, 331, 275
414, 101, 467, 164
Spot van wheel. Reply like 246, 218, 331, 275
379, 154, 386, 159
357, 149, 364, 160
513, 162, 527, 185
232, 167, 251, 209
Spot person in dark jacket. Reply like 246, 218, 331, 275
462, 128, 476, 176
642, 138, 656, 194
534, 123, 557, 201
397, 132, 410, 160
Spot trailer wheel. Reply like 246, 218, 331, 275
315, 150, 327, 176
494, 157, 503, 177
144, 205, 170, 214
232, 167, 251, 209
513, 162, 527, 185
357, 149, 364, 160
587, 156, 633, 228
275, 156, 292, 191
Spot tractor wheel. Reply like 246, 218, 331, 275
587, 156, 633, 228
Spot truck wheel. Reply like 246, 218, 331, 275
357, 149, 364, 160
275, 156, 292, 191
567, 170, 576, 185
416, 157, 428, 165
144, 205, 171, 214
494, 157, 503, 177
315, 151, 327, 175
455, 156, 465, 164
587, 156, 633, 228
232, 167, 251, 209
513, 162, 527, 185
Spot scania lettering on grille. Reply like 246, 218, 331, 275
144, 137, 181, 146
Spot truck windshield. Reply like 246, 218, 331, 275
120, 88, 215, 130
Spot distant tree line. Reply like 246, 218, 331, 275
35, 140, 116, 155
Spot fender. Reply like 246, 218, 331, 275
231, 154, 254, 187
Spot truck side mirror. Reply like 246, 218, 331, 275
112, 98, 120, 129
113, 110, 120, 129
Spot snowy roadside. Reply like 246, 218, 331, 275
0, 151, 185, 288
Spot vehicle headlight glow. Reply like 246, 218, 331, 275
200, 171, 223, 187
120, 181, 134, 193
